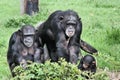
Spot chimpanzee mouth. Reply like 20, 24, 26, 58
68, 29, 75, 35
23, 37, 34, 47
65, 26, 75, 37
68, 31, 74, 34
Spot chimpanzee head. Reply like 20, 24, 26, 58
51, 10, 82, 38
20, 25, 36, 47
82, 55, 96, 69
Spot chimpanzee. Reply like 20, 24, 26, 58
78, 54, 96, 73
7, 25, 43, 76
78, 54, 97, 79
37, 10, 82, 64
36, 22, 98, 62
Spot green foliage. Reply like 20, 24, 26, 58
12, 59, 83, 80
4, 9, 49, 28
4, 16, 31, 28
11, 59, 109, 80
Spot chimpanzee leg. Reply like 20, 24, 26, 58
56, 35, 69, 62
47, 43, 58, 62
57, 45, 69, 62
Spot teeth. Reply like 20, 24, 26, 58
69, 32, 73, 34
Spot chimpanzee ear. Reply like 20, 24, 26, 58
34, 30, 38, 39
35, 29, 38, 33
18, 29, 22, 36
18, 29, 21, 32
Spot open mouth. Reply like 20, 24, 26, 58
68, 30, 74, 35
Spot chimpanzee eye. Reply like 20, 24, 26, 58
59, 16, 64, 20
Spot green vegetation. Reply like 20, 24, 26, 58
12, 59, 109, 80
0, 0, 120, 79
12, 59, 83, 80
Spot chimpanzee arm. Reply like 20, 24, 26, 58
14, 52, 27, 69
7, 33, 26, 77
69, 34, 81, 64
7, 32, 18, 71
34, 41, 44, 63
7, 32, 27, 71
56, 31, 69, 61
34, 48, 43, 63
11, 45, 27, 69
68, 20, 82, 64
78, 58, 84, 70
90, 63, 96, 73
69, 45, 80, 64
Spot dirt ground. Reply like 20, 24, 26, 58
107, 72, 120, 80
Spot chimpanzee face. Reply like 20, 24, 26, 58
23, 35, 34, 47
82, 55, 96, 69
83, 62, 90, 69
65, 16, 76, 37
57, 11, 80, 38
21, 25, 35, 47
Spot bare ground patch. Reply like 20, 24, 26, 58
107, 71, 120, 80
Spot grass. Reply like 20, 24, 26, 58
0, 0, 120, 79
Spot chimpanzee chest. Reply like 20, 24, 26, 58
21, 47, 35, 56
